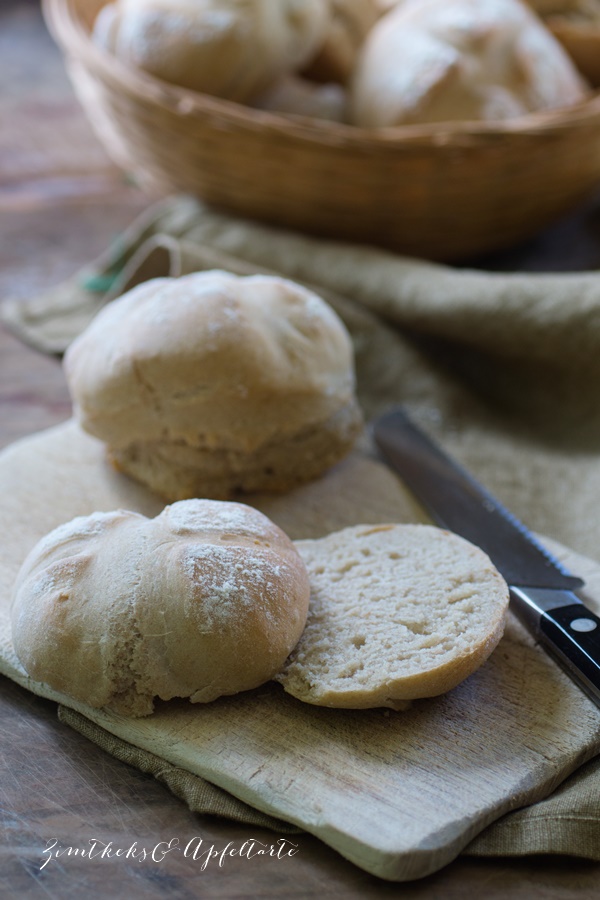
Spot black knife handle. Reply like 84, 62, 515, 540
539, 604, 600, 707
510, 586, 600, 708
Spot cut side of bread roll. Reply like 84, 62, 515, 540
276, 523, 510, 709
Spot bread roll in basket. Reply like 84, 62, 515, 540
44, 0, 600, 261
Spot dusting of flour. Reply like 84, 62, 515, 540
182, 543, 289, 628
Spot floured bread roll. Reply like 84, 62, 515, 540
303, 0, 380, 83
11, 500, 311, 716
251, 76, 348, 122
276, 524, 509, 709
92, 0, 329, 101
64, 271, 362, 501
350, 0, 588, 127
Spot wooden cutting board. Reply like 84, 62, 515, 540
1, 421, 600, 882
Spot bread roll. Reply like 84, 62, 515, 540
92, 0, 330, 101
251, 76, 348, 122
63, 271, 362, 501
350, 0, 589, 127
275, 524, 509, 709
11, 500, 311, 716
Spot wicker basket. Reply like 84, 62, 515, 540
44, 0, 600, 262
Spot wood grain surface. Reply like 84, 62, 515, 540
2, 2, 600, 897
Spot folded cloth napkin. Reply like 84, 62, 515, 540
4, 195, 600, 863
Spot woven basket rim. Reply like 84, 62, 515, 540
43, 0, 600, 149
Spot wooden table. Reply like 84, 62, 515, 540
2, 3, 600, 896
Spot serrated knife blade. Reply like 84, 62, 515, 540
372, 406, 600, 707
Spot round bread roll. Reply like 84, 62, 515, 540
251, 75, 348, 122
11, 500, 311, 716
350, 0, 588, 127
63, 271, 362, 501
275, 523, 510, 709
92, 0, 330, 101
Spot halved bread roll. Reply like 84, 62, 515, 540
276, 523, 509, 709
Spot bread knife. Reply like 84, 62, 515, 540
372, 406, 600, 708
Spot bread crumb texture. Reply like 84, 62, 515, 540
276, 524, 509, 709
10, 500, 310, 716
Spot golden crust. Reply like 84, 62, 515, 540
11, 500, 311, 716
350, 0, 588, 127
64, 271, 362, 501
93, 0, 330, 101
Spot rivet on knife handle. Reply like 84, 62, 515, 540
372, 406, 600, 708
